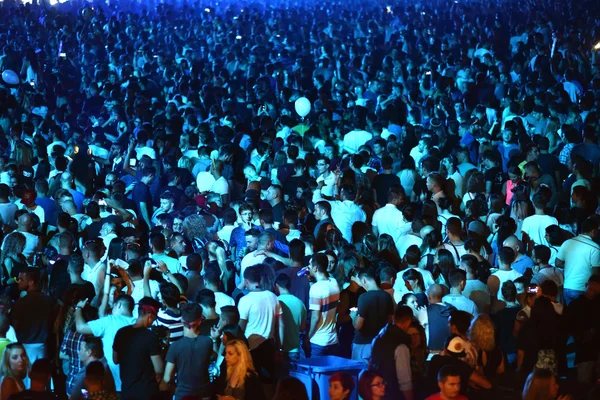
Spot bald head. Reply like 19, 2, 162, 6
18, 213, 33, 231
427, 284, 444, 302
61, 171, 74, 189
62, 201, 77, 215
502, 235, 520, 254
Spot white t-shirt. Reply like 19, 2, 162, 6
492, 268, 523, 302
557, 235, 600, 291
214, 292, 235, 315
210, 176, 230, 196
240, 251, 268, 279
372, 204, 407, 244
442, 294, 478, 316
88, 314, 136, 391
521, 214, 558, 247
238, 290, 282, 350
151, 253, 183, 275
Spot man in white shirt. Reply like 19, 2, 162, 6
150, 232, 183, 275
238, 265, 284, 377
209, 160, 229, 205
240, 231, 274, 278
203, 269, 235, 315
521, 192, 558, 251
314, 184, 366, 243
488, 247, 522, 304
308, 254, 340, 356
343, 125, 372, 155
556, 218, 600, 305
372, 189, 406, 244
81, 239, 107, 299
315, 156, 337, 198
443, 269, 478, 316
459, 255, 490, 314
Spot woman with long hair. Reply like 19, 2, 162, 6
0, 343, 30, 400
217, 339, 265, 400
377, 234, 401, 267
407, 321, 428, 384
522, 368, 570, 400
469, 314, 505, 378
0, 232, 27, 287
358, 370, 387, 400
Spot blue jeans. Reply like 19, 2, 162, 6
563, 288, 585, 305
311, 343, 340, 357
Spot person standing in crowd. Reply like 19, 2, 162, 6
370, 305, 414, 400
161, 302, 214, 400
75, 294, 136, 393
275, 273, 306, 362
71, 336, 115, 400
425, 366, 469, 400
11, 269, 54, 363
308, 254, 340, 356
556, 218, 600, 305
237, 265, 283, 382
350, 267, 394, 363
0, 343, 30, 399
113, 297, 164, 400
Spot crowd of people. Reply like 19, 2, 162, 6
0, 0, 599, 399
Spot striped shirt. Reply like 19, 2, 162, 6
309, 277, 340, 346
155, 309, 183, 343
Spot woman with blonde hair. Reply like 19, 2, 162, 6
217, 339, 265, 400
469, 314, 505, 378
0, 343, 30, 400
0, 232, 27, 287
522, 368, 570, 400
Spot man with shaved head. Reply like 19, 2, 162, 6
60, 171, 85, 213
418, 284, 456, 352
502, 235, 534, 275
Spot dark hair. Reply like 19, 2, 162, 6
275, 273, 292, 290
501, 280, 517, 302
449, 310, 473, 335
329, 372, 355, 395
498, 247, 516, 266
438, 365, 462, 383
83, 336, 104, 359
532, 245, 551, 264
195, 288, 216, 308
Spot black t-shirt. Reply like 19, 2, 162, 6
64, 282, 97, 303
354, 290, 394, 344
427, 355, 473, 396
564, 294, 600, 363
12, 292, 54, 344
198, 317, 220, 337
113, 326, 160, 399
165, 335, 213, 398
132, 181, 153, 221
372, 173, 401, 206
484, 166, 505, 195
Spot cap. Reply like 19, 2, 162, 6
245, 189, 260, 201
21, 189, 36, 206
445, 334, 467, 357
181, 302, 203, 323
468, 220, 486, 236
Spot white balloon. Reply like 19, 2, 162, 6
196, 171, 216, 193
294, 97, 311, 118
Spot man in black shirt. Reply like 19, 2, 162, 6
161, 303, 214, 399
11, 269, 54, 363
131, 166, 156, 230
113, 297, 163, 400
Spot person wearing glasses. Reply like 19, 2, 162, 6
358, 370, 387, 400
